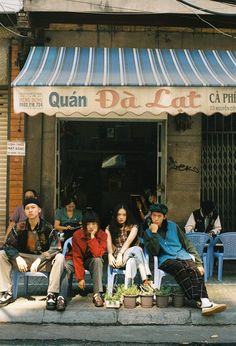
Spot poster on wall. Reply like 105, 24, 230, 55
7, 141, 25, 156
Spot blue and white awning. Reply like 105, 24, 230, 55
12, 47, 236, 117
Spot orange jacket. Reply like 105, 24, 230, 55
70, 228, 107, 281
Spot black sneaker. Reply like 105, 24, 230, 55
0, 292, 13, 307
46, 293, 57, 310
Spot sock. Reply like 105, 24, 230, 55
200, 298, 212, 308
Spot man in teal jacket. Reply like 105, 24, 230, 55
144, 203, 226, 316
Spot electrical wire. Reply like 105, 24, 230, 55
0, 21, 27, 37
0, 1, 17, 26
212, 0, 236, 5
176, 0, 236, 16
65, 0, 236, 15
177, 0, 236, 38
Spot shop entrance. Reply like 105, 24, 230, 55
57, 120, 165, 227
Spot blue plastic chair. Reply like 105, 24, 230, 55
12, 271, 48, 300
186, 232, 213, 282
213, 232, 236, 282
107, 265, 127, 295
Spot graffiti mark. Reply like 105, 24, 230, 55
168, 156, 199, 173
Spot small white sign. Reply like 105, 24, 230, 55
7, 141, 25, 156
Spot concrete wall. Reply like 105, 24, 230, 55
25, 115, 56, 223
46, 26, 236, 50
166, 115, 202, 228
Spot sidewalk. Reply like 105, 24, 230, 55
0, 270, 235, 345
0, 275, 235, 326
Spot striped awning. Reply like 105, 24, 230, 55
12, 47, 236, 117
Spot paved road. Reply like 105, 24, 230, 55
0, 324, 236, 345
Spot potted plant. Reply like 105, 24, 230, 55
104, 285, 123, 309
122, 284, 140, 309
139, 284, 155, 308
155, 286, 172, 308
171, 286, 185, 308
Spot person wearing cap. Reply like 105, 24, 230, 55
185, 200, 221, 236
64, 210, 107, 307
0, 198, 67, 311
4, 189, 44, 243
144, 203, 227, 316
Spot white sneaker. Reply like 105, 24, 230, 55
202, 303, 226, 316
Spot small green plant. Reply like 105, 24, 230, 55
122, 284, 140, 296
155, 285, 172, 296
105, 286, 124, 301
140, 285, 155, 296
172, 286, 184, 295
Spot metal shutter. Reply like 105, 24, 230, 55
0, 89, 8, 243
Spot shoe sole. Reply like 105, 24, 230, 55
56, 306, 66, 311
0, 299, 13, 307
202, 305, 226, 316
46, 305, 56, 311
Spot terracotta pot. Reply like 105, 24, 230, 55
140, 294, 154, 308
123, 295, 138, 308
156, 295, 169, 308
172, 294, 185, 308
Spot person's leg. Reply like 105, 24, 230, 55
0, 250, 14, 305
124, 258, 137, 287
46, 253, 65, 294
59, 260, 74, 299
160, 259, 208, 301
39, 253, 66, 311
85, 257, 104, 307
160, 259, 226, 315
85, 257, 103, 293
123, 246, 152, 282
55, 259, 74, 312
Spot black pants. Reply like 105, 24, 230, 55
160, 259, 208, 301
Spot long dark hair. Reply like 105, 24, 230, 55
109, 203, 135, 244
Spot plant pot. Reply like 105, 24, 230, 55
123, 295, 138, 309
172, 294, 185, 308
105, 300, 121, 309
140, 294, 154, 308
156, 295, 170, 308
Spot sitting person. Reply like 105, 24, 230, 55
54, 196, 83, 242
64, 210, 107, 307
105, 203, 154, 290
144, 203, 226, 316
185, 200, 221, 236
4, 189, 43, 243
136, 188, 157, 223
0, 197, 67, 311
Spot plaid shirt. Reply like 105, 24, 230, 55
110, 224, 138, 258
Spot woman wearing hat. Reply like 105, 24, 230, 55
144, 203, 226, 316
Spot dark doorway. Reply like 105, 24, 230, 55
58, 120, 158, 227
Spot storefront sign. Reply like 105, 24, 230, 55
13, 86, 236, 117
7, 141, 25, 156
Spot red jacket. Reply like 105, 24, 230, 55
69, 228, 107, 281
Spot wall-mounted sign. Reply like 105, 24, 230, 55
7, 141, 25, 156
13, 86, 236, 118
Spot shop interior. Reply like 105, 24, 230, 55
58, 120, 158, 227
